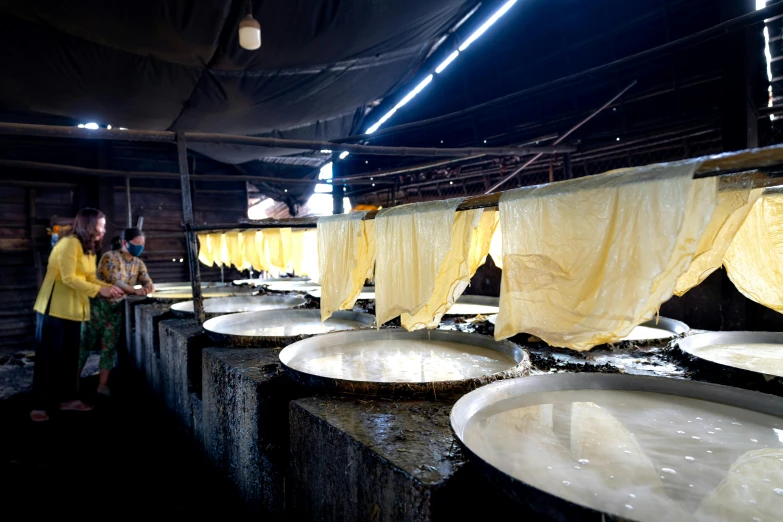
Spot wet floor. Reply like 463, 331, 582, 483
0, 374, 248, 518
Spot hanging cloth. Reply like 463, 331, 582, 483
724, 189, 783, 314
317, 212, 376, 322
494, 161, 717, 350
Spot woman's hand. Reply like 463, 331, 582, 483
98, 285, 125, 299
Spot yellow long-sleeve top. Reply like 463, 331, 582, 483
33, 236, 113, 321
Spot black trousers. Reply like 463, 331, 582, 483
32, 312, 81, 411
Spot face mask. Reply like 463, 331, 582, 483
126, 243, 144, 257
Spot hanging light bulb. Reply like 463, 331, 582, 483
239, 1, 261, 51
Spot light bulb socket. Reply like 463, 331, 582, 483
239, 14, 260, 30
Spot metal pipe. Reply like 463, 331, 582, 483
486, 80, 638, 193
0, 122, 573, 157
176, 132, 206, 325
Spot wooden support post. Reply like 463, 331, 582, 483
563, 153, 573, 179
332, 153, 345, 215
125, 177, 132, 228
177, 132, 205, 325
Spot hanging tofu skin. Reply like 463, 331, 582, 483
401, 208, 497, 330
675, 173, 765, 296
197, 233, 214, 267
724, 190, 783, 314
300, 229, 320, 283
279, 227, 293, 270
224, 230, 248, 270
494, 161, 717, 350
470, 210, 500, 273
489, 220, 503, 269
375, 198, 464, 327
289, 229, 321, 278
216, 233, 231, 269
241, 230, 265, 272
318, 212, 375, 322
288, 229, 305, 276
205, 232, 225, 267
260, 228, 286, 271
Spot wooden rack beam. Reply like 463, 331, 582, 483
195, 144, 783, 234
0, 122, 574, 157
0, 159, 389, 185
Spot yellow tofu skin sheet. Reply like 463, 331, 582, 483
724, 190, 783, 314
375, 199, 497, 330
375, 198, 464, 327
400, 208, 498, 330
299, 228, 320, 282
675, 172, 764, 296
494, 161, 717, 351
318, 212, 375, 322
224, 230, 247, 270
197, 233, 214, 267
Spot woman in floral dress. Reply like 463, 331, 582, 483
79, 228, 154, 396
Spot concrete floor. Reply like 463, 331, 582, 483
0, 373, 249, 518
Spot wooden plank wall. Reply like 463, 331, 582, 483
0, 184, 75, 352
0, 178, 249, 354
114, 185, 249, 284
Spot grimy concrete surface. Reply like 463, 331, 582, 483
202, 347, 303, 518
190, 391, 204, 451
158, 318, 209, 442
289, 395, 520, 522
133, 302, 171, 396
123, 296, 147, 372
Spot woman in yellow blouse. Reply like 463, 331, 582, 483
79, 227, 154, 396
30, 208, 124, 422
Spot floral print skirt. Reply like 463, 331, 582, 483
79, 298, 123, 371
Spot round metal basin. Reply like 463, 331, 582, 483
233, 277, 309, 286
445, 295, 500, 316
152, 281, 230, 291
203, 309, 375, 347
306, 286, 375, 301
677, 331, 783, 379
170, 294, 306, 318
618, 317, 689, 343
486, 315, 688, 348
279, 329, 530, 397
264, 281, 321, 293
148, 286, 255, 302
451, 374, 783, 522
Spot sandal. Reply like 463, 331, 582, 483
59, 401, 93, 412
30, 410, 50, 422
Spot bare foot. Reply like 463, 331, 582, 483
30, 410, 49, 422
59, 400, 93, 412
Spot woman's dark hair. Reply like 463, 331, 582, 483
123, 228, 144, 242
65, 208, 105, 254
113, 228, 143, 251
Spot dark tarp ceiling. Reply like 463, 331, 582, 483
0, 0, 483, 205
0, 0, 478, 174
